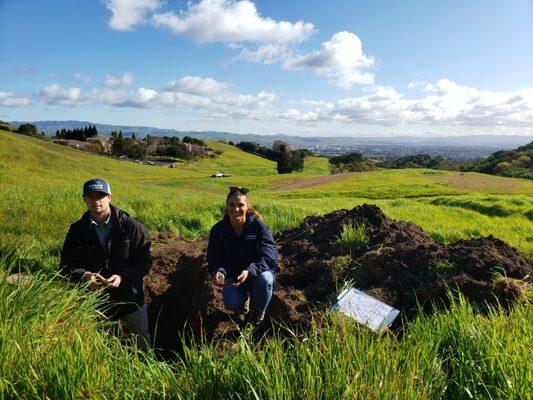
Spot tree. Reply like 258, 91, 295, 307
276, 145, 292, 174
494, 161, 511, 174
17, 124, 38, 137
236, 141, 259, 153
111, 130, 125, 155
272, 140, 290, 153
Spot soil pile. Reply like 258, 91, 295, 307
144, 205, 531, 352
275, 204, 530, 320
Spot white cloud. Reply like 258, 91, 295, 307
38, 77, 276, 120
73, 73, 92, 84
407, 81, 424, 89
105, 0, 161, 31
104, 73, 134, 88
36, 77, 533, 130
151, 0, 315, 44
278, 80, 533, 128
0, 91, 30, 107
283, 31, 375, 89
237, 43, 292, 65
40, 84, 87, 106
165, 76, 227, 94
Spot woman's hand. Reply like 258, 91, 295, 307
213, 271, 225, 287
230, 270, 249, 286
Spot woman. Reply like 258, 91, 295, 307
207, 186, 277, 326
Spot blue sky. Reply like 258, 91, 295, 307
0, 0, 532, 136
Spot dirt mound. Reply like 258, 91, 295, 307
144, 205, 531, 353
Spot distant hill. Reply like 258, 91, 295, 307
10, 119, 533, 150
460, 141, 533, 180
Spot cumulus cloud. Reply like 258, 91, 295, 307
276, 80, 533, 128
0, 91, 30, 107
105, 0, 314, 44
151, 0, 315, 44
283, 31, 375, 89
237, 43, 292, 65
408, 80, 435, 91
36, 77, 533, 130
104, 73, 134, 88
165, 76, 227, 94
38, 76, 277, 121
40, 84, 87, 106
73, 73, 92, 84
103, 1, 381, 90
105, 0, 161, 31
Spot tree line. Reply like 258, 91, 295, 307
459, 142, 532, 180
329, 152, 377, 173
55, 125, 98, 141
111, 132, 217, 161
236, 140, 310, 174
328, 143, 532, 181
1, 122, 47, 140
378, 154, 450, 170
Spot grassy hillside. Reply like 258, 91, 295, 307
461, 141, 533, 179
1, 128, 532, 265
1, 127, 532, 399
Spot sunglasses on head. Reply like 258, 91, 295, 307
229, 186, 249, 194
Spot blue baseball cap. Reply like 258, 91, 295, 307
82, 178, 112, 196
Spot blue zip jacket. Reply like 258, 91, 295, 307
207, 214, 278, 279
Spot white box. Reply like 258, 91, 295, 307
333, 288, 400, 332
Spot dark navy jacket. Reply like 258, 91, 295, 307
59, 205, 152, 318
206, 214, 278, 279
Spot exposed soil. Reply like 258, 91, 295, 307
144, 204, 531, 354
270, 173, 350, 191
431, 172, 531, 194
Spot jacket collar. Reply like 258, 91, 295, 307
82, 204, 123, 230
221, 213, 257, 236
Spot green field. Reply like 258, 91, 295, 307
1, 128, 532, 399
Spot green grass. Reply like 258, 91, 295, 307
335, 222, 368, 253
1, 128, 532, 259
1, 128, 532, 398
1, 246, 531, 399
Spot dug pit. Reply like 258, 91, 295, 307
144, 204, 531, 354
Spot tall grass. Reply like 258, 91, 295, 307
0, 246, 180, 399
4, 252, 530, 400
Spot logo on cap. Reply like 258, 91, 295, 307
82, 178, 111, 196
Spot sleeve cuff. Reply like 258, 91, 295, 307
246, 264, 258, 277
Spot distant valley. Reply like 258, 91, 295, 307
10, 119, 533, 162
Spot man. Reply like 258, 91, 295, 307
60, 178, 151, 349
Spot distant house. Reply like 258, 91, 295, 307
87, 137, 111, 152
52, 139, 84, 149
52, 138, 110, 154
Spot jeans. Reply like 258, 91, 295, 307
222, 271, 274, 315
117, 304, 151, 350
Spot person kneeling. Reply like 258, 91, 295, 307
207, 187, 278, 326
60, 178, 152, 350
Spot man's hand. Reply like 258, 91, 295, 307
230, 270, 249, 286
213, 271, 225, 287
106, 274, 122, 288
83, 272, 106, 291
